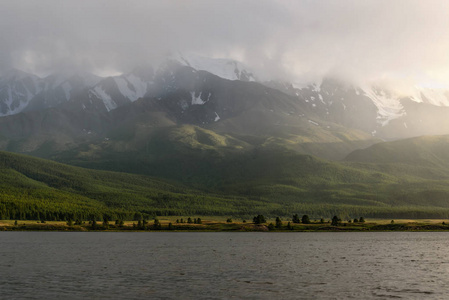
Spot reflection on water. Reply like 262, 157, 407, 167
1, 232, 448, 299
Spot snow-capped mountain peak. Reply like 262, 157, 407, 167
0, 69, 42, 116
172, 53, 257, 82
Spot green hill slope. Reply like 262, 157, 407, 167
49, 129, 449, 219
345, 135, 449, 167
0, 151, 280, 220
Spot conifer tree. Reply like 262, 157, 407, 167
153, 218, 162, 230
302, 215, 311, 224
331, 216, 341, 226
253, 215, 266, 224
292, 214, 300, 223
275, 217, 282, 228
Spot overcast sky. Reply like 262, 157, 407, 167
2, 0, 449, 88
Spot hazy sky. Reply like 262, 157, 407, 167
2, 0, 449, 87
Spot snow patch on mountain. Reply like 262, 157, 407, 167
361, 86, 405, 126
411, 88, 449, 106
191, 91, 207, 105
114, 74, 148, 102
90, 86, 117, 111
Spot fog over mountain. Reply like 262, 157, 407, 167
2, 0, 449, 90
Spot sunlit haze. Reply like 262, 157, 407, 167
1, 0, 449, 89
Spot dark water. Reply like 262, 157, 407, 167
1, 232, 448, 299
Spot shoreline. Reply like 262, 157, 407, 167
2, 219, 449, 232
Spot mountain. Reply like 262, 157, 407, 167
3, 56, 449, 145
3, 55, 449, 164
0, 62, 379, 160
82, 54, 256, 113
267, 78, 449, 141
86, 66, 154, 112
24, 71, 102, 112
0, 69, 102, 117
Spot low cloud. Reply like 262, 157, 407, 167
2, 0, 449, 87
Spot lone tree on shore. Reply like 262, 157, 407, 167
302, 215, 311, 224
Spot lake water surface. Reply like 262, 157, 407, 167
1, 232, 448, 299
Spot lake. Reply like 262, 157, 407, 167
1, 232, 448, 299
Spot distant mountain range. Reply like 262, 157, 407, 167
1, 53, 449, 166
4, 55, 449, 219
2, 54, 449, 143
